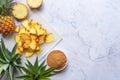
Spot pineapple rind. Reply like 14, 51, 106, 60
0, 16, 15, 36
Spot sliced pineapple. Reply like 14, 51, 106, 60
29, 40, 37, 50
15, 25, 20, 32
45, 33, 54, 43
20, 33, 31, 41
25, 50, 34, 58
19, 28, 26, 34
16, 46, 23, 54
21, 19, 29, 29
23, 43, 29, 49
29, 27, 36, 34
35, 46, 42, 54
12, 3, 28, 19
26, 0, 43, 8
14, 19, 54, 58
17, 42, 22, 46
14, 36, 20, 43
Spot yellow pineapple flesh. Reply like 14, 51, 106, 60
26, 0, 43, 8
12, 3, 28, 20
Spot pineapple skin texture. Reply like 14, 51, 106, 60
0, 16, 15, 36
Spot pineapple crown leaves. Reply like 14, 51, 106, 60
0, 0, 15, 15
17, 57, 56, 80
0, 38, 22, 80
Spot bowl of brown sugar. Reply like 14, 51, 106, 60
46, 50, 67, 72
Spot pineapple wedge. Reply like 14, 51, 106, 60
19, 28, 26, 34
45, 33, 54, 43
21, 19, 30, 30
37, 29, 44, 35
23, 43, 29, 49
35, 46, 42, 54
29, 27, 36, 34
29, 40, 37, 50
17, 42, 22, 46
38, 35, 45, 44
26, 0, 43, 8
14, 36, 20, 43
20, 33, 31, 43
16, 46, 23, 54
12, 3, 28, 19
22, 19, 29, 26
15, 26, 20, 32
25, 50, 34, 58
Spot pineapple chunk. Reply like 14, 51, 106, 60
29, 20, 38, 25
45, 33, 54, 43
23, 43, 29, 49
38, 35, 45, 44
25, 50, 34, 58
25, 30, 30, 35
12, 3, 28, 19
35, 46, 42, 54
19, 28, 26, 34
26, 0, 43, 8
29, 40, 37, 50
34, 24, 41, 30
14, 36, 20, 43
15, 26, 20, 32
22, 19, 29, 27
29, 27, 36, 34
14, 19, 54, 57
37, 29, 44, 35
16, 46, 23, 54
24, 38, 31, 44
17, 42, 22, 46
20, 33, 31, 41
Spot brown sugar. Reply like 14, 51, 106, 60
47, 50, 67, 70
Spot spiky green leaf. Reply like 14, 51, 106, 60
38, 60, 45, 72
0, 71, 5, 79
1, 39, 10, 61
0, 7, 2, 14
34, 57, 39, 73
12, 44, 17, 56
0, 64, 9, 74
0, 58, 7, 64
42, 67, 55, 76
40, 78, 50, 80
19, 66, 32, 74
26, 60, 34, 72
15, 67, 22, 73
42, 73, 55, 78
17, 75, 30, 79
0, 39, 22, 80
40, 65, 47, 75
8, 65, 13, 80
34, 57, 38, 67
0, 0, 14, 15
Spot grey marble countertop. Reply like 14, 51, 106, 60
7, 0, 120, 80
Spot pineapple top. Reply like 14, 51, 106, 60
0, 0, 14, 16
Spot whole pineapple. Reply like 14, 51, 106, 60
0, 0, 15, 36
